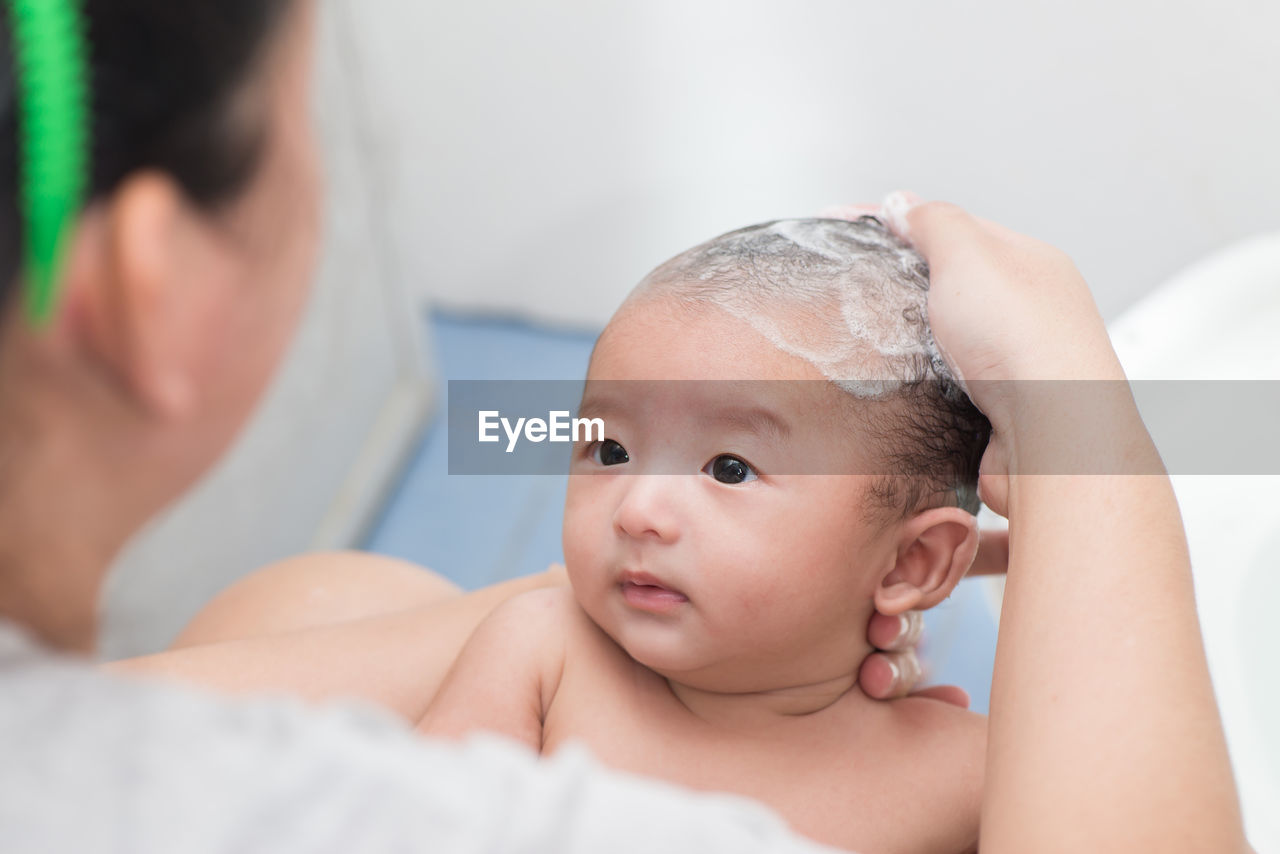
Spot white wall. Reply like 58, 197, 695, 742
349, 0, 1280, 328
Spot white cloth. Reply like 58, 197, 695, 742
0, 621, 837, 853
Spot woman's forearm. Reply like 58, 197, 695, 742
874, 194, 1247, 852
982, 393, 1245, 853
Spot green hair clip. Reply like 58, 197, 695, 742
7, 0, 89, 326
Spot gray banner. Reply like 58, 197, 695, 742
446, 379, 1280, 475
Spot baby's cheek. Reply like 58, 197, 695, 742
712, 550, 789, 620
562, 490, 607, 579
561, 517, 590, 574
562, 481, 594, 540
728, 583, 776, 623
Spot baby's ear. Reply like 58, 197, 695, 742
874, 506, 979, 616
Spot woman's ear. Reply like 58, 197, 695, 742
874, 506, 980, 616
65, 171, 233, 420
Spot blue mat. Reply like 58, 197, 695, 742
365, 311, 997, 712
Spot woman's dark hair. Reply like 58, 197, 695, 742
0, 0, 294, 313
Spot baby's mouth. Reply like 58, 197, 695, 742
618, 571, 689, 612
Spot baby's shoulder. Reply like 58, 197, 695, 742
884, 695, 986, 765
882, 697, 986, 824
493, 586, 609, 658
757, 696, 985, 852
468, 587, 583, 672
495, 585, 580, 629
888, 694, 987, 736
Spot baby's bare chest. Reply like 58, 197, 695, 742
541, 647, 977, 853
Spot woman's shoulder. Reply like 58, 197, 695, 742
0, 622, 835, 854
1, 621, 389, 761
2, 619, 399, 743
0, 622, 482, 850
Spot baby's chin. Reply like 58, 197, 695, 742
581, 592, 712, 675
616, 635, 700, 679
591, 611, 770, 692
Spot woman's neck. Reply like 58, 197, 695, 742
0, 388, 159, 652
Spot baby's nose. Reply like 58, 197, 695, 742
612, 476, 683, 544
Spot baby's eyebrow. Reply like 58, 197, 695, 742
703, 406, 791, 442
576, 392, 622, 423
577, 390, 792, 442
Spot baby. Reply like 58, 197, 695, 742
420, 218, 991, 854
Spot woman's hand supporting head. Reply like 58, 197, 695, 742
884, 193, 1121, 395
881, 192, 1153, 515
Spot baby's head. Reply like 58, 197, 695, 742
563, 218, 991, 694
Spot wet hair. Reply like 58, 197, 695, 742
0, 0, 294, 317
633, 217, 992, 517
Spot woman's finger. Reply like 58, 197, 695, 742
862, 645, 973, 707
821, 197, 1018, 253
817, 203, 882, 220
968, 528, 1010, 577
977, 433, 1012, 517
908, 684, 971, 709
972, 215, 1027, 244
882, 191, 991, 261
859, 648, 922, 699
867, 609, 924, 652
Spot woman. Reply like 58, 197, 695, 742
0, 1, 944, 848
0, 0, 1246, 851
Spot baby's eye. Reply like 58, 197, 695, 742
590, 438, 630, 466
702, 454, 758, 484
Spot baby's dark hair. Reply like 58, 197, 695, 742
632, 217, 991, 517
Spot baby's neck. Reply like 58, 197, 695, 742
664, 671, 862, 729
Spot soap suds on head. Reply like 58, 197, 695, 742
629, 217, 957, 399
880, 191, 917, 242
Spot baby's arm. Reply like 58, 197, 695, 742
416, 587, 568, 751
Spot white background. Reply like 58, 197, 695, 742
349, 0, 1280, 327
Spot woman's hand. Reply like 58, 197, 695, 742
889, 192, 1137, 514
825, 194, 1130, 514
882, 192, 1123, 423
859, 528, 1009, 705
860, 612, 971, 708
866, 194, 1247, 852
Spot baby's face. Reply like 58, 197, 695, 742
563, 297, 903, 693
